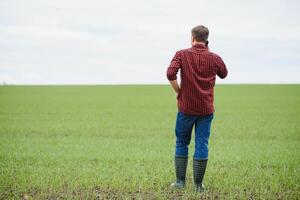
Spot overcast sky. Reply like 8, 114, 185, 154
0, 0, 299, 84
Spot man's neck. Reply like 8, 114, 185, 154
192, 41, 206, 46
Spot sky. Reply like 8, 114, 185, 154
0, 0, 299, 84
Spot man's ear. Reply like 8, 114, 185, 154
191, 36, 194, 45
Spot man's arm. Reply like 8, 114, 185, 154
215, 54, 228, 79
169, 79, 180, 95
166, 51, 182, 95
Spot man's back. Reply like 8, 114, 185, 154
167, 43, 227, 115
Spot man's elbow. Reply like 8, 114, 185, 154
166, 72, 177, 81
218, 70, 228, 79
220, 72, 228, 79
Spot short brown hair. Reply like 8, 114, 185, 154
191, 25, 209, 42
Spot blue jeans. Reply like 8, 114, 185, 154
175, 112, 214, 160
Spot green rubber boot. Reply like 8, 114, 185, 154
170, 156, 188, 189
193, 158, 208, 192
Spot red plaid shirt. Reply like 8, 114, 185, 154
166, 44, 228, 115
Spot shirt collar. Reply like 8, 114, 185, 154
192, 43, 208, 49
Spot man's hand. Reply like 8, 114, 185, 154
176, 91, 181, 99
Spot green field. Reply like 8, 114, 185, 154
0, 85, 299, 199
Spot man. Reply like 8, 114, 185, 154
166, 25, 228, 192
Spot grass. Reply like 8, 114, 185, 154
0, 84, 299, 199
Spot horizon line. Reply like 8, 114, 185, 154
0, 83, 299, 86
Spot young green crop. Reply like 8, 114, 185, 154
0, 85, 299, 199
